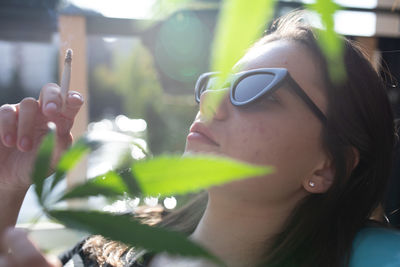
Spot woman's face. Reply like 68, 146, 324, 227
185, 40, 330, 204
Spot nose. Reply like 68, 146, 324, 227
199, 88, 230, 120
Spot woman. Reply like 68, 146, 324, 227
0, 11, 397, 267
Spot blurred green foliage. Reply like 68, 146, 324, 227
309, 0, 345, 82
91, 41, 198, 154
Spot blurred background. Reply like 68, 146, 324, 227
0, 0, 399, 252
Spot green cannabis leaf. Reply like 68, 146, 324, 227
133, 154, 274, 196
32, 129, 55, 204
50, 137, 92, 191
49, 210, 224, 265
309, 0, 345, 82
59, 171, 128, 201
204, 0, 276, 117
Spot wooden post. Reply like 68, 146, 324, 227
58, 15, 88, 189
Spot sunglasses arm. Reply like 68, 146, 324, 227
286, 77, 328, 124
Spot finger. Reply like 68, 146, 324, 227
16, 98, 39, 152
46, 255, 62, 267
62, 91, 84, 120
53, 91, 84, 136
0, 104, 17, 147
3, 228, 51, 267
39, 83, 62, 118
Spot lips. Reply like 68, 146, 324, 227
188, 122, 220, 146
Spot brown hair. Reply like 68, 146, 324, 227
256, 11, 395, 266
83, 10, 395, 267
82, 205, 165, 267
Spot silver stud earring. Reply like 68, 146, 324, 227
309, 181, 315, 188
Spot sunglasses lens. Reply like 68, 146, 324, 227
233, 73, 275, 103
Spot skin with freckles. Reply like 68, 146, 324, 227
186, 40, 332, 206
151, 41, 336, 267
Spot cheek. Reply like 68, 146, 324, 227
227, 115, 323, 175
270, 124, 324, 181
227, 120, 279, 164
242, 137, 249, 144
256, 123, 266, 135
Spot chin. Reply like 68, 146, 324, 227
184, 144, 223, 157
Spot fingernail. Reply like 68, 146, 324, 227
20, 137, 32, 151
45, 102, 58, 112
4, 134, 14, 146
68, 93, 84, 106
69, 93, 83, 101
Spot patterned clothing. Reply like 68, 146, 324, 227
59, 238, 154, 267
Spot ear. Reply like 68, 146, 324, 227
348, 147, 360, 173
303, 159, 335, 194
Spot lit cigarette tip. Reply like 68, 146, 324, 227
65, 49, 73, 63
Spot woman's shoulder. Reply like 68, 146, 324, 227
349, 227, 400, 267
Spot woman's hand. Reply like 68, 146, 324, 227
0, 83, 84, 190
0, 227, 61, 267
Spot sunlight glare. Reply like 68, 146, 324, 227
116, 115, 147, 133
298, 0, 377, 9
144, 197, 159, 207
334, 11, 376, 36
304, 10, 376, 37
163, 197, 177, 209
68, 0, 156, 19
